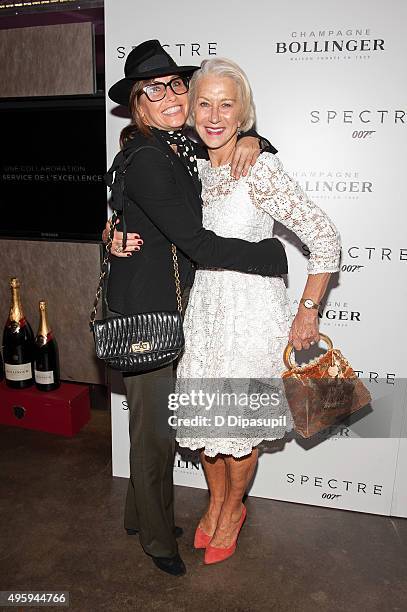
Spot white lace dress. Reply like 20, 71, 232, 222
175, 153, 341, 458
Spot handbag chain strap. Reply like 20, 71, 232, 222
89, 210, 182, 328
171, 243, 183, 314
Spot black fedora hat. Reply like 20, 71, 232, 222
108, 39, 200, 106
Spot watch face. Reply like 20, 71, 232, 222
304, 299, 314, 308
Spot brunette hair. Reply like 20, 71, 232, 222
119, 80, 151, 148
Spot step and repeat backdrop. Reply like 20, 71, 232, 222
105, 0, 407, 517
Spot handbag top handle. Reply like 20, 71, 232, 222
283, 333, 333, 370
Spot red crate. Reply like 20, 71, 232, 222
0, 380, 90, 436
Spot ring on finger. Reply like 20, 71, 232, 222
115, 245, 123, 253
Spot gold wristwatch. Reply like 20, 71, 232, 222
300, 298, 320, 310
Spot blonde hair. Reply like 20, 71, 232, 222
187, 57, 256, 132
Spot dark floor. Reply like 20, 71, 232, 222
1, 411, 406, 612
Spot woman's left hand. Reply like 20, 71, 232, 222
288, 308, 320, 351
231, 136, 260, 179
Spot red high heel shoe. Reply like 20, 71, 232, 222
194, 525, 212, 549
204, 506, 247, 565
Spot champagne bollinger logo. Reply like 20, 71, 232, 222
291, 169, 374, 200
275, 28, 385, 61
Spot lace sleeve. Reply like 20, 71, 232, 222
249, 154, 342, 274
197, 158, 207, 177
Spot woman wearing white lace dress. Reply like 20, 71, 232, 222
175, 58, 341, 564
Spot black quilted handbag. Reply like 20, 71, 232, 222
89, 146, 185, 373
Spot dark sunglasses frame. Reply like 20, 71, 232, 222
140, 76, 190, 102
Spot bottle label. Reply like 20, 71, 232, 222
34, 370, 55, 385
5, 362, 32, 381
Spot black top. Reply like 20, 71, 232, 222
106, 130, 287, 315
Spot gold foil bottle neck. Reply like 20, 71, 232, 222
37, 300, 52, 342
8, 276, 24, 324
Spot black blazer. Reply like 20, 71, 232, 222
107, 131, 288, 315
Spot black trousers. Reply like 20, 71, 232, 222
121, 287, 190, 558
123, 362, 178, 558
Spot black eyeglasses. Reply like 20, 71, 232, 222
140, 76, 189, 102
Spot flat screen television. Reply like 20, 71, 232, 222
0, 95, 107, 242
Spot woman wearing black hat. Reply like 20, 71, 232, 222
106, 40, 288, 577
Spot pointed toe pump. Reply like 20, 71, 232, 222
204, 506, 247, 565
194, 525, 212, 549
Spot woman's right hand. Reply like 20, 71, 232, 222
288, 307, 320, 351
102, 218, 144, 257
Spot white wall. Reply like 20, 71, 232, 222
105, 0, 407, 517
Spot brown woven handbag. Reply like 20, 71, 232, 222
281, 334, 372, 438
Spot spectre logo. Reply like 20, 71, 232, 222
286, 473, 383, 496
310, 110, 406, 125
117, 42, 218, 60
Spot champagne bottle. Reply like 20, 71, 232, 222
3, 277, 34, 389
34, 301, 60, 391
